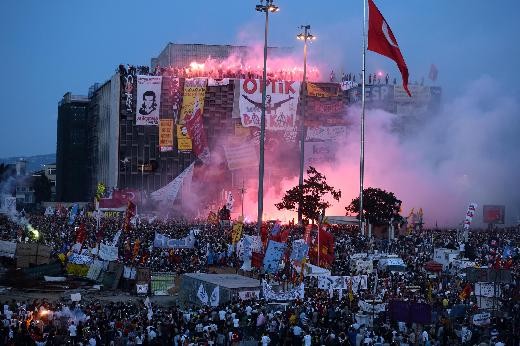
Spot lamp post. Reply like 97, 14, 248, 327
296, 25, 316, 225
255, 0, 279, 234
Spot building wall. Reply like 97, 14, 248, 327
43, 164, 56, 201
90, 75, 120, 196
56, 93, 91, 202
151, 43, 293, 69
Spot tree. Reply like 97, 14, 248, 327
346, 187, 403, 226
276, 166, 341, 223
32, 174, 52, 203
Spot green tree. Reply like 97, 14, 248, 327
346, 187, 403, 226
276, 166, 341, 223
31, 174, 52, 203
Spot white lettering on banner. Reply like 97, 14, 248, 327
262, 281, 304, 301
239, 79, 300, 130
305, 126, 347, 142
136, 75, 162, 126
98, 243, 118, 261
238, 290, 260, 300
472, 312, 491, 326
0, 240, 16, 258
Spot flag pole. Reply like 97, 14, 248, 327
359, 0, 367, 234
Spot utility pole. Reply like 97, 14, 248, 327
255, 0, 279, 234
296, 25, 316, 225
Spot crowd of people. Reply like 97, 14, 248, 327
0, 211, 519, 345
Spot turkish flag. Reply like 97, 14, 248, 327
368, 0, 411, 96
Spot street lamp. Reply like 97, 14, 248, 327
255, 0, 279, 234
296, 25, 316, 225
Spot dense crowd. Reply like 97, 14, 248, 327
0, 212, 519, 345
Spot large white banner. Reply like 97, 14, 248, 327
136, 75, 162, 126
475, 282, 501, 297
239, 79, 300, 130
151, 162, 194, 204
238, 290, 260, 300
98, 243, 118, 261
153, 232, 195, 249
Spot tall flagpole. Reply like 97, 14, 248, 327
359, 0, 367, 234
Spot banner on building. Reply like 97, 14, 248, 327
168, 77, 182, 123
180, 78, 206, 122
98, 243, 118, 261
304, 141, 336, 168
262, 281, 304, 301
176, 125, 193, 152
239, 79, 300, 130
223, 142, 258, 170
136, 75, 162, 125
306, 99, 344, 115
150, 162, 195, 204
153, 232, 195, 249
210, 285, 220, 307
306, 83, 339, 97
159, 119, 174, 152
340, 81, 355, 91
306, 126, 346, 142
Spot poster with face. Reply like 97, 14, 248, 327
136, 75, 162, 125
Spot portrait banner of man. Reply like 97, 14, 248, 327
136, 75, 162, 125
238, 78, 300, 130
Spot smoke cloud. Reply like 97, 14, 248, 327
237, 75, 520, 227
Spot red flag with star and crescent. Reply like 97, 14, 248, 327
368, 0, 411, 97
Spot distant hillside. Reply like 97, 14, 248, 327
0, 154, 56, 173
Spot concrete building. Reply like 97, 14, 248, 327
56, 92, 91, 202
88, 76, 120, 196
42, 163, 56, 201
151, 43, 293, 69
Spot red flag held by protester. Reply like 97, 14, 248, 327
124, 201, 136, 231
368, 0, 411, 96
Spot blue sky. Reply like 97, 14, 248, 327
0, 0, 519, 157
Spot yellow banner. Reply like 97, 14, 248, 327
180, 78, 207, 123
231, 222, 243, 244
177, 125, 192, 152
307, 82, 339, 97
159, 119, 174, 151
66, 263, 89, 277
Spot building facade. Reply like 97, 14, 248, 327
56, 92, 91, 202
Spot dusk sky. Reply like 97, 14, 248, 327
0, 0, 518, 158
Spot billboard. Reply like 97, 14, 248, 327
346, 85, 395, 112
483, 205, 505, 224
